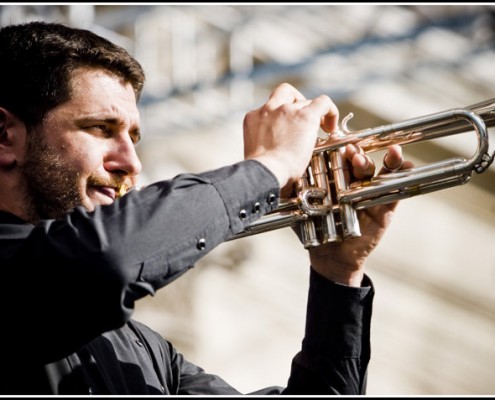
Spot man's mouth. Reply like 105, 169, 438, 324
91, 186, 117, 202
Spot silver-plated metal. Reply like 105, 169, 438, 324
231, 99, 495, 247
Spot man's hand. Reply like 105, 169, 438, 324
243, 83, 339, 197
308, 143, 414, 287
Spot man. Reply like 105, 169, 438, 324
0, 21, 409, 394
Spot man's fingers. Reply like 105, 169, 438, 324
353, 153, 375, 179
267, 84, 339, 133
381, 144, 403, 173
313, 95, 339, 133
266, 82, 306, 107
344, 144, 375, 180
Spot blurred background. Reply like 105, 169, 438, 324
2, 3, 495, 395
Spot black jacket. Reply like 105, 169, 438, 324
0, 160, 374, 395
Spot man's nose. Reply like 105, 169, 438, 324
105, 135, 143, 177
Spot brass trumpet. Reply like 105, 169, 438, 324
233, 98, 495, 248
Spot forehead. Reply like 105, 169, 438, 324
51, 68, 140, 126
70, 68, 138, 106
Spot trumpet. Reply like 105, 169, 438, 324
232, 97, 495, 248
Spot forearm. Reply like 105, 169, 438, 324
39, 159, 279, 286
1, 160, 280, 359
284, 268, 374, 395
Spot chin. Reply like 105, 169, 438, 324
82, 199, 98, 212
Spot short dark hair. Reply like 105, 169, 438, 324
0, 21, 145, 127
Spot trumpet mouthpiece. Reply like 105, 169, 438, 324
116, 184, 128, 199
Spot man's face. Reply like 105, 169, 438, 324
19, 68, 142, 220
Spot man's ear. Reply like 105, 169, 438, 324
0, 107, 25, 168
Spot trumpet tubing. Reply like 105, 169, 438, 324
233, 98, 495, 248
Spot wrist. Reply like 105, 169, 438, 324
311, 263, 364, 287
248, 155, 288, 189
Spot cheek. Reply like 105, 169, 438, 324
66, 142, 103, 173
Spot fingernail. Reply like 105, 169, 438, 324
349, 143, 361, 156
383, 153, 392, 170
356, 153, 368, 168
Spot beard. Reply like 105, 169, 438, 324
18, 129, 84, 222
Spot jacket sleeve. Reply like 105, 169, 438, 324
138, 269, 374, 396
282, 268, 374, 395
0, 159, 280, 361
